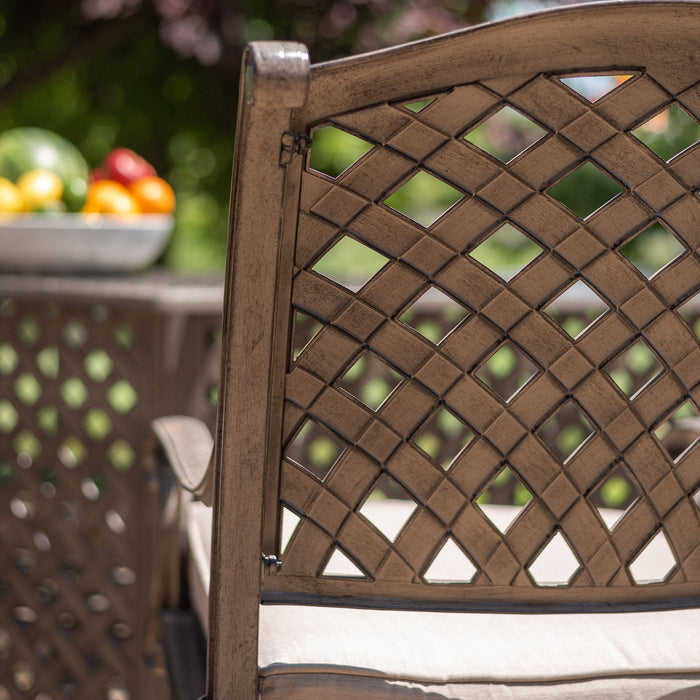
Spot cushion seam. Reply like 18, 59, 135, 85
259, 666, 700, 684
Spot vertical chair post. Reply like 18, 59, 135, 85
207, 41, 309, 699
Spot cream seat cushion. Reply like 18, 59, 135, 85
185, 501, 700, 699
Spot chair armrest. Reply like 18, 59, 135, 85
152, 416, 215, 506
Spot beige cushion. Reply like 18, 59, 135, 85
257, 605, 700, 698
185, 501, 700, 699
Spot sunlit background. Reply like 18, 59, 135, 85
1, 0, 697, 271
0, 0, 593, 271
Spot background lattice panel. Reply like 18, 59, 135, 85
0, 294, 221, 700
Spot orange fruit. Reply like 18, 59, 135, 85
82, 180, 141, 215
128, 176, 176, 214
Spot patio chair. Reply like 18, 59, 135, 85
153, 2, 700, 697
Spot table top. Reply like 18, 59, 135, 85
0, 269, 225, 312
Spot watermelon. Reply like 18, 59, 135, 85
0, 128, 90, 211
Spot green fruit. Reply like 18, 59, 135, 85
0, 127, 89, 212
62, 177, 88, 212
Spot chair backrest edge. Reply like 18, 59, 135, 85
208, 40, 310, 699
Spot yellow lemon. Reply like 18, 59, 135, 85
17, 169, 64, 211
0, 176, 25, 213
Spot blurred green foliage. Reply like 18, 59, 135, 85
0, 0, 494, 271
2, 1, 698, 273
1, 2, 235, 270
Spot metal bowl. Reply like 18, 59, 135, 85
0, 213, 173, 273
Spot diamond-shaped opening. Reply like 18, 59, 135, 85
677, 294, 700, 340
12, 547, 37, 575
38, 469, 57, 496
476, 465, 532, 534
359, 474, 417, 542
463, 105, 547, 163
0, 462, 11, 484
413, 406, 473, 470
423, 538, 477, 584
543, 280, 610, 339
0, 342, 19, 375
107, 380, 138, 414
558, 74, 633, 102
528, 531, 580, 586
285, 419, 347, 481
35, 346, 59, 379
81, 476, 102, 501
604, 339, 663, 399
0, 399, 19, 434
110, 565, 137, 587
312, 235, 389, 290
475, 341, 540, 403
280, 506, 301, 554
322, 547, 366, 578
17, 318, 41, 345
308, 125, 374, 178
107, 439, 135, 472
620, 222, 686, 279
84, 350, 114, 383
86, 592, 110, 613
62, 319, 88, 348
469, 223, 543, 281
632, 103, 700, 161
33, 530, 51, 552
105, 510, 127, 535
403, 97, 435, 113
400, 286, 470, 344
57, 435, 87, 469
14, 373, 41, 406
113, 324, 134, 350
12, 612, 37, 634
89, 303, 110, 322
83, 408, 112, 441
590, 462, 640, 531
36, 404, 58, 435
10, 492, 36, 520
384, 170, 463, 228
628, 530, 677, 584
5, 507, 25, 535
292, 311, 323, 362
548, 161, 623, 219
692, 487, 700, 510
653, 400, 700, 463
60, 377, 88, 409
0, 298, 14, 316
337, 352, 403, 411
13, 430, 41, 463
539, 400, 595, 464
107, 677, 132, 695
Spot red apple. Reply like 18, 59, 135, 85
103, 148, 156, 185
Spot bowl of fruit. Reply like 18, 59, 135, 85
0, 127, 176, 273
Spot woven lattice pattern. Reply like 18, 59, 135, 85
0, 293, 221, 700
276, 69, 700, 598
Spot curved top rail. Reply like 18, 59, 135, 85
296, 1, 700, 125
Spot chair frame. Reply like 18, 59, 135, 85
181, 3, 700, 696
